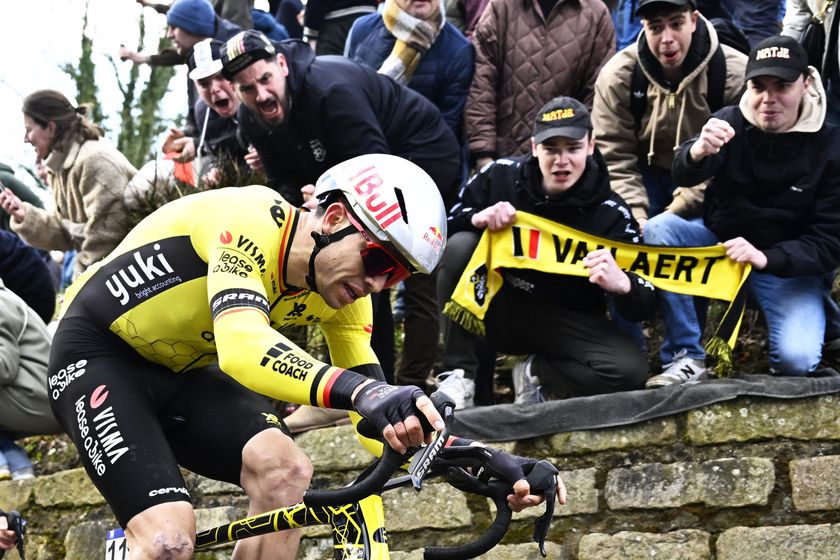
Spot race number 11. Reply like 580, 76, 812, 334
105, 528, 128, 560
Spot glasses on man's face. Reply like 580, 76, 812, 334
344, 208, 411, 289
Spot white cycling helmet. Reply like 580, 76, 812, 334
313, 154, 447, 275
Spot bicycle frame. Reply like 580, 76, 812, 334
195, 482, 402, 558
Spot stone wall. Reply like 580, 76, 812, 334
2, 393, 840, 559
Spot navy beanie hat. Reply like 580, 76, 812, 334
167, 0, 216, 37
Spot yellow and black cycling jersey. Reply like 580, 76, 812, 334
61, 185, 377, 408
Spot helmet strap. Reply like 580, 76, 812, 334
305, 225, 357, 293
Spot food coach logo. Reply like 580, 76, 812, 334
105, 243, 176, 305
259, 341, 312, 380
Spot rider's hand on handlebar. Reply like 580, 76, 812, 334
352, 380, 445, 454
509, 476, 566, 513
458, 442, 567, 512
0, 514, 16, 551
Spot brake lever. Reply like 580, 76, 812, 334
407, 392, 455, 491
525, 460, 559, 557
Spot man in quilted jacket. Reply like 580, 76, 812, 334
464, 0, 615, 171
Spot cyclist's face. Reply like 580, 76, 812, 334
531, 134, 595, 195
233, 56, 290, 126
642, 9, 698, 78
316, 206, 393, 309
195, 74, 240, 118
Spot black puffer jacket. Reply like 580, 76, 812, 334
449, 151, 656, 320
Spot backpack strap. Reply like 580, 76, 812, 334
630, 59, 648, 133
706, 45, 726, 113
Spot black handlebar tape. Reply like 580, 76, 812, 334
303, 445, 404, 507
424, 475, 512, 560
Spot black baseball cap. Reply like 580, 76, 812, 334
220, 30, 277, 80
744, 35, 809, 83
532, 96, 592, 144
635, 0, 695, 17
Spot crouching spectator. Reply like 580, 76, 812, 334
0, 277, 62, 480
644, 36, 840, 387
435, 97, 656, 408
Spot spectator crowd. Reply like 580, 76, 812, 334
0, 0, 838, 516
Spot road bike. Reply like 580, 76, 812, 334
107, 394, 560, 559
195, 394, 559, 559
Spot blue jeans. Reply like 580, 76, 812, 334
0, 433, 32, 473
639, 160, 675, 218
644, 213, 827, 374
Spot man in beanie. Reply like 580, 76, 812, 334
165, 0, 243, 145
119, 0, 243, 156
644, 35, 840, 387
434, 96, 656, 408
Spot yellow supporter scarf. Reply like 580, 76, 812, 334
379, 0, 444, 85
443, 212, 752, 376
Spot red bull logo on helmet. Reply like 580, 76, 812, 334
350, 165, 403, 229
423, 226, 443, 254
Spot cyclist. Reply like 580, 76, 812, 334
48, 154, 561, 560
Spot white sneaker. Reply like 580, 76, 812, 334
512, 355, 545, 404
0, 465, 10, 482
646, 350, 708, 388
11, 467, 35, 481
435, 369, 475, 409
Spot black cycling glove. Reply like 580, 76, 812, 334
352, 381, 429, 441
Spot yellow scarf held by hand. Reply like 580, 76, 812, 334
443, 212, 752, 376
379, 0, 444, 85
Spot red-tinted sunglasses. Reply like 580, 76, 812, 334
344, 207, 412, 289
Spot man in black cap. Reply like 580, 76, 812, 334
434, 96, 656, 408
644, 35, 840, 387
219, 30, 461, 207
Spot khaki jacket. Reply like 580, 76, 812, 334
591, 16, 747, 221
13, 139, 136, 276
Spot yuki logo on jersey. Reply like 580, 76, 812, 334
105, 243, 176, 305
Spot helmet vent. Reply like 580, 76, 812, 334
395, 187, 408, 223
